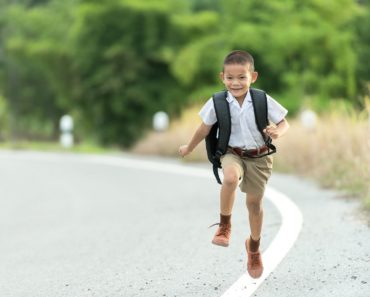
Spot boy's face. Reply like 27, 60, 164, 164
220, 63, 258, 100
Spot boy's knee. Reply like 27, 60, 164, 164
223, 167, 240, 188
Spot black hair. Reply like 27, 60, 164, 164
223, 50, 255, 71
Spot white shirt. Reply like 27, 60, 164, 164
199, 90, 288, 149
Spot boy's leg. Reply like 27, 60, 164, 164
246, 193, 264, 242
245, 192, 264, 278
240, 156, 273, 278
212, 154, 243, 247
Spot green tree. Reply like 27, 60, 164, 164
72, 0, 187, 146
172, 0, 361, 113
0, 1, 77, 140
0, 0, 367, 147
354, 0, 370, 98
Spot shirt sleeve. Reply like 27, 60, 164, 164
266, 94, 288, 124
199, 98, 217, 126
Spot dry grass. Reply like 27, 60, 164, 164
132, 106, 208, 162
132, 104, 370, 208
274, 113, 370, 207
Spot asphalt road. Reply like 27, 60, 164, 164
0, 151, 368, 297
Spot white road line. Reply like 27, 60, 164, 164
0, 151, 303, 296
83, 155, 303, 297
220, 187, 303, 297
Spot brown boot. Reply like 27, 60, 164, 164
211, 214, 231, 247
246, 237, 264, 278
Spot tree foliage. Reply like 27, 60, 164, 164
0, 0, 368, 146
71, 0, 188, 146
0, 1, 76, 139
173, 0, 361, 107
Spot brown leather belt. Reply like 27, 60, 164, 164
229, 146, 268, 157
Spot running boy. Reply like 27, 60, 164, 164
178, 50, 289, 279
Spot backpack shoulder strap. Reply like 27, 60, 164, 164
250, 88, 277, 154
212, 91, 231, 157
250, 88, 268, 136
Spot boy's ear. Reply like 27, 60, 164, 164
252, 71, 258, 83
219, 72, 224, 82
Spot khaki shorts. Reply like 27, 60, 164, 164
220, 150, 273, 196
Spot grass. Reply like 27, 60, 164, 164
0, 140, 121, 155
132, 103, 370, 210
132, 106, 208, 162
273, 112, 370, 208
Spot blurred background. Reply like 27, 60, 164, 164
0, 0, 369, 207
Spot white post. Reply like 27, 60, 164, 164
153, 111, 169, 132
59, 115, 74, 148
300, 109, 317, 131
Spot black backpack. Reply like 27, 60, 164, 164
205, 88, 276, 184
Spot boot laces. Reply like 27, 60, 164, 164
219, 224, 230, 236
209, 223, 230, 236
250, 252, 262, 266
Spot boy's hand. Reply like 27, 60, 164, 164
263, 119, 289, 140
178, 123, 212, 158
178, 145, 191, 157
263, 125, 280, 140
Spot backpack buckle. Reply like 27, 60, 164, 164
215, 149, 223, 158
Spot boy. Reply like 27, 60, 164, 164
178, 50, 289, 279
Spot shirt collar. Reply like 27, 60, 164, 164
226, 90, 252, 103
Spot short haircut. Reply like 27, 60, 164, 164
223, 50, 255, 71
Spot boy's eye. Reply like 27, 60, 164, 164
226, 76, 246, 80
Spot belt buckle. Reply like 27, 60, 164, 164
243, 148, 255, 157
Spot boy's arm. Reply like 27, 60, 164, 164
263, 118, 289, 140
179, 122, 212, 157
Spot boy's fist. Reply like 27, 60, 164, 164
178, 145, 191, 157
263, 125, 280, 140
